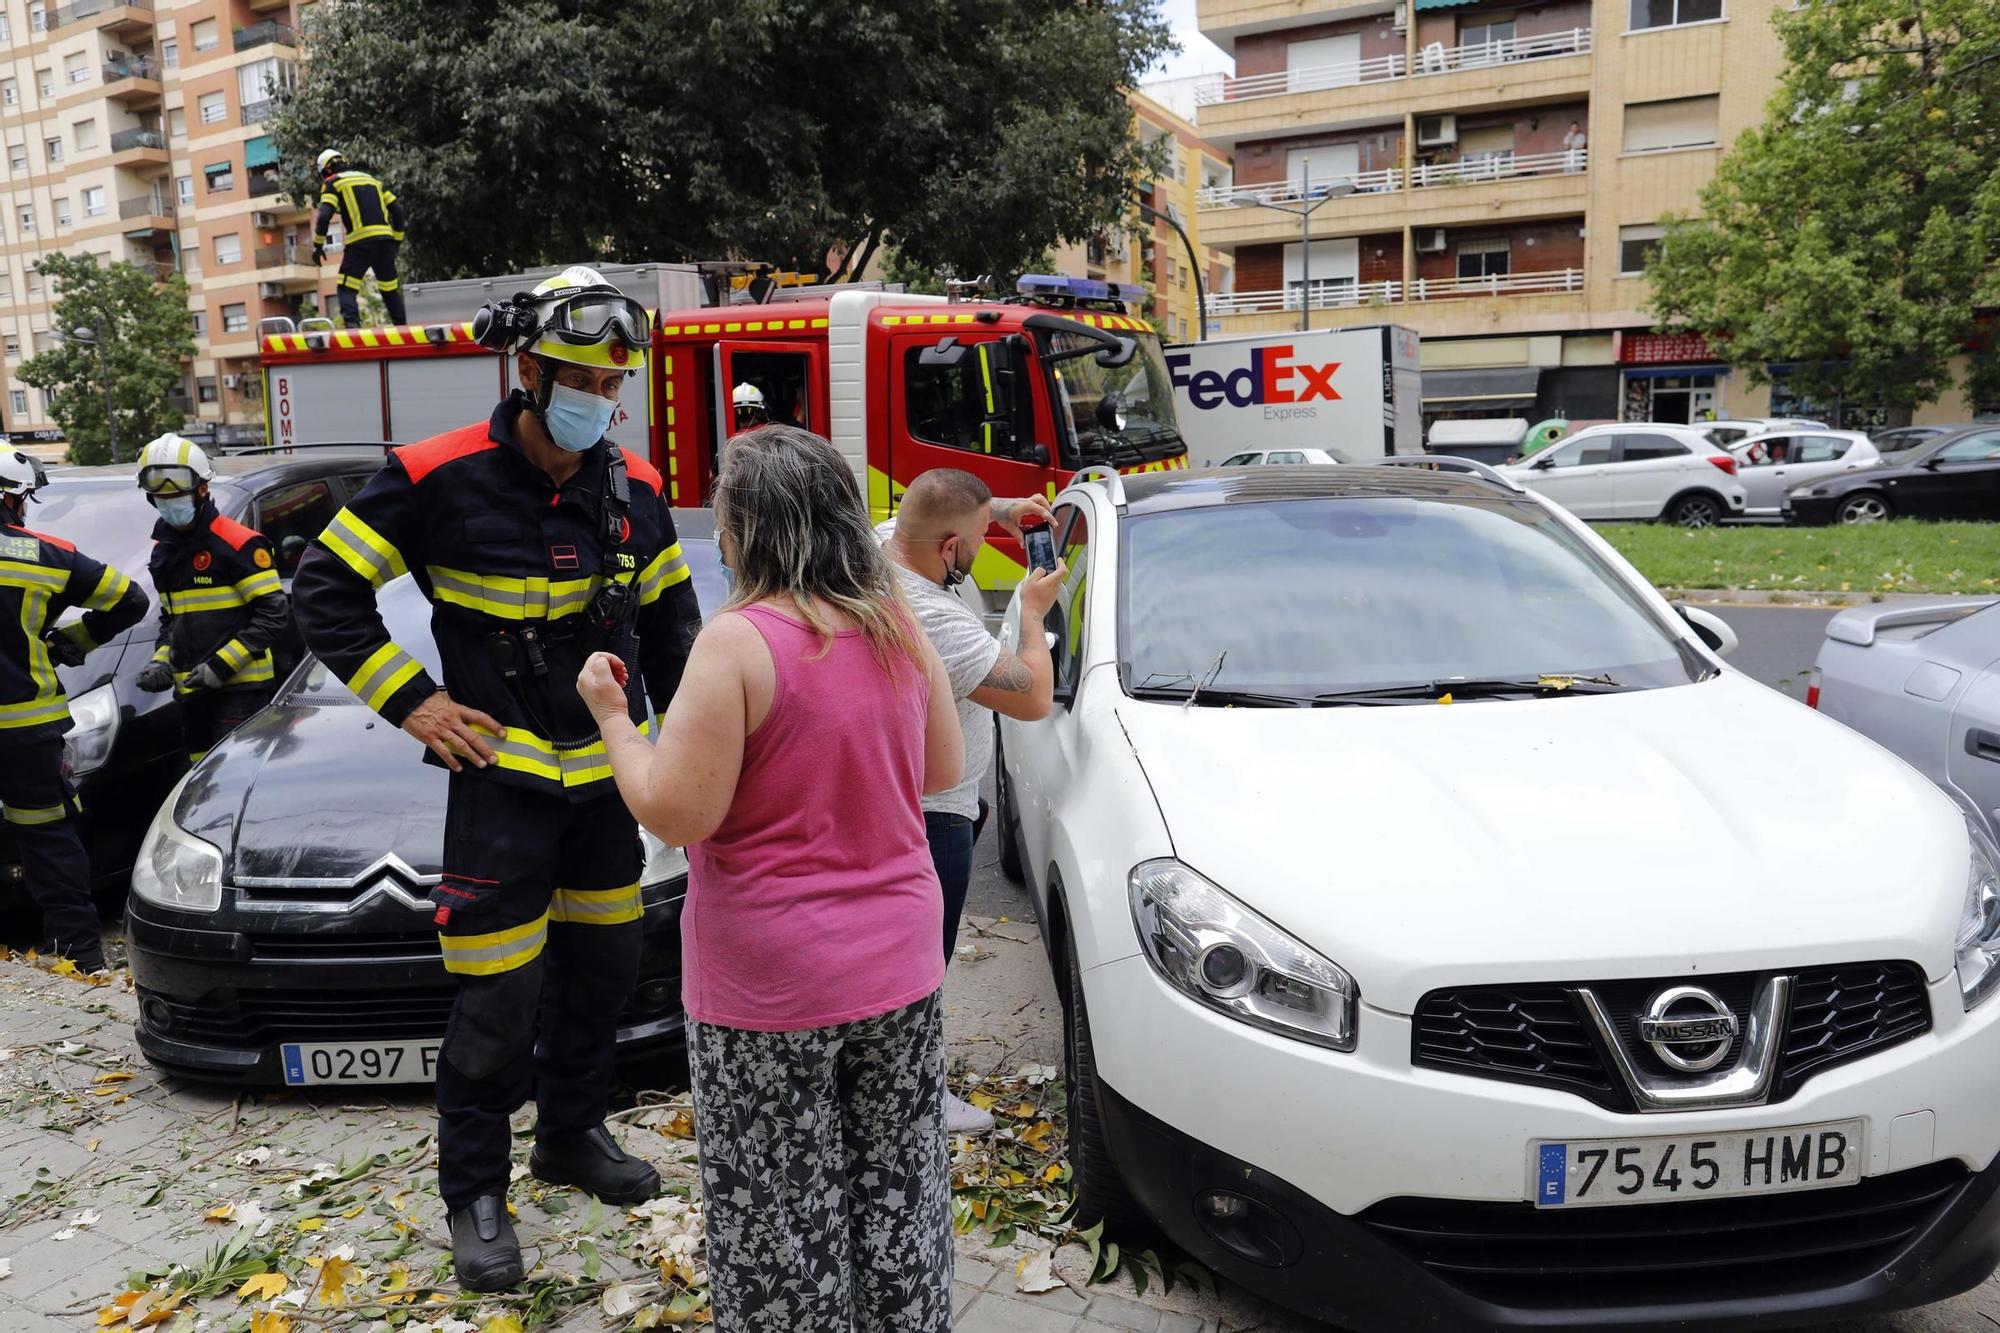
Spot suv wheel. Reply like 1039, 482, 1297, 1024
1837, 492, 1892, 524
1666, 493, 1722, 528
1062, 921, 1151, 1240
994, 719, 1024, 883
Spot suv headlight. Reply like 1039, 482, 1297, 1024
62, 683, 120, 778
1129, 858, 1357, 1051
1954, 820, 2000, 1010
639, 829, 688, 899
129, 778, 224, 913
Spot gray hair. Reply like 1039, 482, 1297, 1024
714, 424, 922, 671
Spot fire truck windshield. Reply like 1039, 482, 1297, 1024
1042, 329, 1185, 466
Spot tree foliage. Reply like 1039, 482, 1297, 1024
1646, 0, 2000, 412
269, 0, 1174, 289
17, 254, 196, 465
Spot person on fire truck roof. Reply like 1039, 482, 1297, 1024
291, 265, 702, 1294
312, 148, 407, 329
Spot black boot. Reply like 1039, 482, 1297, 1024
448, 1195, 523, 1292
529, 1124, 660, 1205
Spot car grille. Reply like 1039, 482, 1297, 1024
249, 934, 442, 963
141, 984, 458, 1047
1359, 1161, 1967, 1309
1412, 962, 1930, 1111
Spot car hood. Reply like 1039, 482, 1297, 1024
180, 697, 444, 883
1116, 672, 1969, 1013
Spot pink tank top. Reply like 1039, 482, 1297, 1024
682, 604, 944, 1031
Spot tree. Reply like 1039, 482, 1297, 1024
1646, 0, 2000, 414
268, 0, 1173, 289
17, 254, 195, 465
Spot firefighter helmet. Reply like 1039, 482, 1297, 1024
732, 383, 766, 411
521, 266, 649, 373
135, 433, 214, 496
0, 447, 46, 500
316, 148, 346, 177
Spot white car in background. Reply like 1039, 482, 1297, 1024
1728, 429, 1882, 519
995, 461, 2000, 1333
1500, 423, 1748, 526
1704, 418, 1830, 448
1217, 447, 1339, 466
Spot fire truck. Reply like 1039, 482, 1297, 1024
259, 274, 1191, 612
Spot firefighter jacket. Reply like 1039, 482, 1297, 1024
147, 503, 290, 697
0, 518, 148, 743
313, 170, 405, 247
293, 392, 701, 803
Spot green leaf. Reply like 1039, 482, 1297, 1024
578, 1237, 601, 1280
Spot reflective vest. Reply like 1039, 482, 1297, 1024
314, 170, 402, 245
148, 506, 289, 695
0, 520, 147, 741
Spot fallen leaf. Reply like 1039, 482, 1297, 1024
127, 1288, 186, 1328
53, 1228, 77, 1241
1015, 1249, 1064, 1294
237, 1272, 289, 1302
1008, 1101, 1036, 1119
314, 1249, 357, 1305
234, 1147, 273, 1168
656, 1109, 696, 1140
71, 1208, 102, 1228
966, 1091, 999, 1111
86, 1137, 101, 1152
296, 1217, 324, 1232
1019, 1121, 1055, 1151
96, 1291, 142, 1326
0, 1257, 10, 1279
603, 1281, 658, 1317
51, 958, 80, 978
480, 1315, 524, 1333
1040, 1163, 1062, 1184
93, 1071, 135, 1085
250, 1313, 293, 1333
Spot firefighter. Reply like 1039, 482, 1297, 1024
0, 448, 147, 970
292, 265, 701, 1292
132, 435, 291, 764
311, 148, 407, 329
730, 381, 768, 431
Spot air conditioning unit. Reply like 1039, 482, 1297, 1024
222, 374, 240, 389
251, 211, 276, 227
1417, 114, 1459, 148
1415, 228, 1449, 254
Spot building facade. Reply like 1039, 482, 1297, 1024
1191, 0, 1980, 432
0, 0, 334, 450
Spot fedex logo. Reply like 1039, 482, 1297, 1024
1167, 344, 1341, 411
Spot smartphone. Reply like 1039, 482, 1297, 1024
1022, 518, 1057, 574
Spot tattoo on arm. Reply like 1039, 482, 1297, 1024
981, 652, 1034, 693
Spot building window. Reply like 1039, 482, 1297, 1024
198, 92, 227, 125
54, 197, 69, 227
63, 53, 87, 85
1458, 13, 1517, 58
7, 145, 24, 174
197, 377, 218, 403
1619, 224, 1665, 274
36, 69, 52, 99
82, 186, 104, 217
17, 206, 33, 237
9, 391, 25, 417
27, 270, 41, 295
73, 120, 97, 152
1623, 96, 1721, 153
1, 81, 16, 108
176, 175, 194, 206
43, 137, 61, 164
168, 107, 186, 138
214, 233, 242, 266
1456, 235, 1511, 279
28, 3, 44, 34
3, 339, 17, 359
192, 18, 220, 52
1630, 0, 1723, 30
204, 161, 235, 193
221, 303, 249, 334
0, 276, 13, 300
162, 40, 179, 70
38, 389, 54, 416
191, 310, 206, 338
0, 14, 11, 40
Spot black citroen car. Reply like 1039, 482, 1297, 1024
1785, 425, 2000, 524
124, 532, 724, 1085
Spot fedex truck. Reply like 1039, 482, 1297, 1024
1165, 325, 1422, 466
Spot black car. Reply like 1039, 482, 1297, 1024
125, 535, 724, 1085
2, 450, 390, 904
1786, 425, 2000, 524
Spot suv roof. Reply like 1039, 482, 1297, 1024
1099, 464, 1512, 516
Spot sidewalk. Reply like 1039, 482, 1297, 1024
0, 921, 1309, 1332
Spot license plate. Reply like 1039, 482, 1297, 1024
1532, 1118, 1864, 1208
280, 1040, 440, 1086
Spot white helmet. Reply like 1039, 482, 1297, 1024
732, 382, 766, 411
135, 433, 213, 496
0, 447, 45, 500
317, 148, 345, 175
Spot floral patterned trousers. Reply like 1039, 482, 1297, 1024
686, 991, 952, 1332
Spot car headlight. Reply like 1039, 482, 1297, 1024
1954, 820, 2000, 1010
129, 776, 224, 913
62, 683, 120, 778
639, 829, 688, 897
1129, 858, 1357, 1051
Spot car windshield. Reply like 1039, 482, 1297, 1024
1046, 330, 1183, 456
26, 479, 174, 586
1119, 496, 1700, 699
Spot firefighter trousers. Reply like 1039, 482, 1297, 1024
432, 772, 644, 1212
178, 684, 274, 765
0, 737, 100, 968
336, 238, 404, 327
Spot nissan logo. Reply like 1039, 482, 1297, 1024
1637, 985, 1739, 1073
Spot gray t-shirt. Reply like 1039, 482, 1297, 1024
878, 522, 1000, 820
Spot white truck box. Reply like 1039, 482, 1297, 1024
1165, 324, 1421, 466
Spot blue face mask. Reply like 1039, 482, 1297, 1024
541, 382, 616, 453
155, 494, 198, 527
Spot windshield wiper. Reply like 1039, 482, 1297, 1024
1127, 684, 1307, 708
1311, 674, 1628, 705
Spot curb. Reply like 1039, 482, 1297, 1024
1661, 587, 1996, 610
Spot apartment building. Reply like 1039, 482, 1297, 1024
1055, 86, 1234, 344
1191, 0, 1977, 431
0, 0, 333, 449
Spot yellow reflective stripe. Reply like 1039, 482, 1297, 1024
426, 566, 600, 621
234, 568, 283, 600
57, 622, 96, 655
0, 697, 71, 728
439, 913, 548, 976
550, 882, 642, 925
636, 543, 689, 605
0, 558, 67, 592
226, 655, 276, 686
4, 801, 69, 826
213, 639, 253, 673
82, 567, 131, 612
344, 642, 425, 713
479, 727, 613, 789
20, 587, 55, 701
166, 586, 248, 613
320, 509, 407, 588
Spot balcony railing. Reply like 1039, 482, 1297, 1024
233, 20, 298, 51
103, 56, 157, 81
1415, 27, 1592, 76
1197, 168, 1404, 209
1197, 149, 1588, 211
118, 194, 171, 218
53, 0, 150, 27
248, 172, 284, 197
1211, 268, 1584, 315
241, 98, 273, 125
1193, 28, 1591, 107
110, 127, 166, 153
254, 245, 306, 269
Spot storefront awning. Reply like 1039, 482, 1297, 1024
243, 135, 279, 170
1415, 0, 1485, 10
1421, 366, 1542, 411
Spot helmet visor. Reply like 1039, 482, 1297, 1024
138, 464, 200, 496
542, 293, 651, 351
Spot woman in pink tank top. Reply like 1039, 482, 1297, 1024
580, 425, 963, 1333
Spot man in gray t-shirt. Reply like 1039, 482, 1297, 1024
881, 468, 1064, 1132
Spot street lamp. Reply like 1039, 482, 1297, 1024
62, 324, 120, 464
1231, 160, 1356, 332
1135, 193, 1208, 341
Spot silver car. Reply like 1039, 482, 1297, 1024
1813, 597, 2000, 841
1729, 429, 1881, 519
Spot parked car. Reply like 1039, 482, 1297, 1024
1500, 423, 1747, 526
1702, 418, 1828, 448
124, 531, 727, 1085
1218, 448, 1339, 466
1425, 418, 1528, 466
1728, 429, 1881, 518
1, 450, 389, 905
1811, 597, 2000, 843
1872, 425, 1967, 458
995, 462, 2000, 1333
1785, 425, 2000, 524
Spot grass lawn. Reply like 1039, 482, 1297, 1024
1591, 522, 2000, 597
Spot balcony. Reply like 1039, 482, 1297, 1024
253, 245, 319, 291
102, 56, 162, 103
233, 20, 298, 52
118, 193, 172, 234
1208, 280, 1406, 316
1193, 52, 1406, 107
1210, 267, 1587, 335
52, 0, 152, 38
109, 126, 170, 169
241, 98, 272, 125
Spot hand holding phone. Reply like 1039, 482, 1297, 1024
1021, 515, 1057, 573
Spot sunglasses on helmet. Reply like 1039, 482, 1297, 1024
138, 464, 200, 496
538, 292, 651, 351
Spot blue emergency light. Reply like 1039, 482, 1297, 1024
1016, 274, 1149, 305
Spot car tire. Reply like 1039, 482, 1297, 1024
1665, 492, 1723, 528
994, 719, 1024, 884
1062, 921, 1152, 1241
1836, 492, 1893, 524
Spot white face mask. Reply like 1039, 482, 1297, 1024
542, 382, 617, 452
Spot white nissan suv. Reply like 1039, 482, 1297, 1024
995, 461, 2000, 1332
1502, 422, 1749, 526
